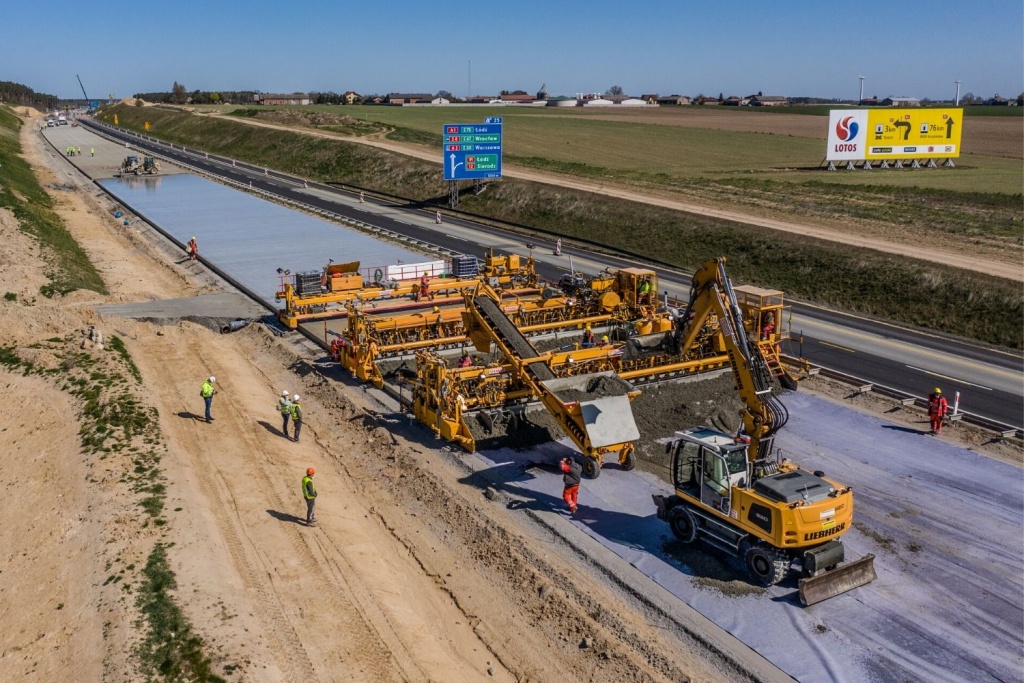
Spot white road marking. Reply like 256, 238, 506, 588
905, 365, 992, 391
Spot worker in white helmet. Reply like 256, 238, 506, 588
278, 389, 292, 438
290, 395, 303, 443
200, 376, 216, 423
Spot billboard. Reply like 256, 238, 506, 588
826, 109, 962, 161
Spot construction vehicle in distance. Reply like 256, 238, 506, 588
652, 257, 876, 606
276, 249, 540, 329
456, 281, 642, 477
118, 155, 160, 176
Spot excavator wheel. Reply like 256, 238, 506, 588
744, 545, 788, 586
668, 506, 698, 544
582, 457, 601, 479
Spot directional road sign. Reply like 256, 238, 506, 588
443, 118, 502, 180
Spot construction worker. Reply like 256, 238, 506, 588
418, 271, 431, 302
554, 238, 562, 256
431, 305, 443, 337
457, 348, 473, 368
200, 376, 216, 423
581, 324, 595, 348
278, 390, 292, 437
761, 312, 776, 341
90, 147, 94, 157
927, 388, 948, 434
559, 456, 582, 514
435, 210, 442, 224
301, 467, 317, 526
359, 191, 365, 203
637, 278, 652, 306
291, 395, 303, 442
186, 236, 198, 260
598, 334, 610, 346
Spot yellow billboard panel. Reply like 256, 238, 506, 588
864, 108, 961, 160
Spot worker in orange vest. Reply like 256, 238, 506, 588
927, 388, 948, 434
186, 236, 198, 260
559, 457, 582, 514
418, 271, 432, 301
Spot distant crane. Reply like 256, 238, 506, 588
76, 74, 95, 112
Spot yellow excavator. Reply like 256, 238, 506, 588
652, 258, 876, 606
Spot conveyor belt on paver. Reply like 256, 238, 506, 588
474, 296, 556, 382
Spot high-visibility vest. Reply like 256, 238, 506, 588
201, 381, 214, 398
302, 475, 316, 500
291, 402, 302, 421
279, 397, 291, 414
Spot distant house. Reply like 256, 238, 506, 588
640, 94, 659, 105
618, 98, 649, 106
385, 93, 433, 105
983, 96, 1012, 106
748, 95, 789, 107
342, 91, 361, 105
859, 97, 880, 106
499, 94, 536, 103
430, 97, 451, 105
657, 95, 691, 106
255, 93, 310, 106
721, 96, 749, 106
881, 97, 921, 107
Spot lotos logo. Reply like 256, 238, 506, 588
836, 116, 859, 141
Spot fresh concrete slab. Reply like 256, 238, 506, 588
96, 292, 269, 332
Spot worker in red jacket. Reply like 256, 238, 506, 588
927, 388, 948, 434
559, 457, 582, 513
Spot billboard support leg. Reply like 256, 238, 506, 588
879, 160, 890, 168
925, 159, 937, 168
943, 158, 955, 168
826, 161, 836, 171
894, 160, 904, 169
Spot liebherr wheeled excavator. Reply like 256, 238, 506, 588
652, 258, 876, 605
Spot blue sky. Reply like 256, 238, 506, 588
5, 1, 1021, 101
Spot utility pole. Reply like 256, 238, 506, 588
858, 75, 865, 103
954, 80, 962, 106
468, 59, 471, 101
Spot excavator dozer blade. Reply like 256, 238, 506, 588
798, 554, 876, 606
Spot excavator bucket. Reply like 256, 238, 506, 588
798, 554, 876, 606
542, 372, 640, 449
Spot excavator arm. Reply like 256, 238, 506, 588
677, 258, 788, 463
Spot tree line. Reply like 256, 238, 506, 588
0, 81, 60, 109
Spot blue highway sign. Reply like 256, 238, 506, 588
443, 120, 503, 180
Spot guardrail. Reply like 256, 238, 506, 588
785, 355, 1022, 441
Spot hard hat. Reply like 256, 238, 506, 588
602, 335, 609, 341
432, 306, 440, 313
462, 348, 469, 355
934, 387, 941, 394
293, 394, 300, 402
585, 324, 591, 330
208, 376, 215, 382
306, 467, 315, 476
282, 389, 289, 396
191, 236, 196, 241
423, 271, 429, 275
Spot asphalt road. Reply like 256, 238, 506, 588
79, 118, 1024, 430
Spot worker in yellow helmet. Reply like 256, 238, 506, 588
301, 467, 317, 526
927, 388, 948, 435
581, 324, 595, 348
200, 376, 216, 423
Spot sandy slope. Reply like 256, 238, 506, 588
2, 110, 739, 681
